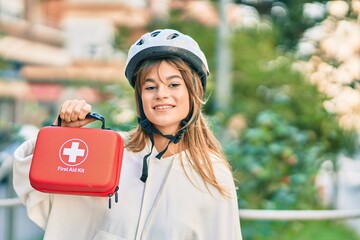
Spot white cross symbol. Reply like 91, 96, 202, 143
63, 142, 85, 163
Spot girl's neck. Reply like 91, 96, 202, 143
153, 134, 183, 158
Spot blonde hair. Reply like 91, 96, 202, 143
126, 57, 232, 197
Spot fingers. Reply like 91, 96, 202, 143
60, 117, 95, 128
57, 99, 92, 127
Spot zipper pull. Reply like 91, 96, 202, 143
115, 186, 119, 203
108, 186, 119, 209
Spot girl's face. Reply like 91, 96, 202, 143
141, 60, 190, 135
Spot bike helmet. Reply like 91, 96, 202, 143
125, 29, 209, 90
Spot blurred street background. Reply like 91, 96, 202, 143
0, 0, 360, 239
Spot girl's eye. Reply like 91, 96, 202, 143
169, 83, 180, 88
144, 85, 157, 91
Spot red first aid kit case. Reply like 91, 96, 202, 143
30, 112, 124, 208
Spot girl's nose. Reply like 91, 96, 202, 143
155, 85, 169, 99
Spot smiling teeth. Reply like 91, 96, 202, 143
155, 105, 173, 110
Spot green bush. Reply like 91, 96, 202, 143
225, 110, 322, 209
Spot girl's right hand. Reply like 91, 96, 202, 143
53, 99, 95, 128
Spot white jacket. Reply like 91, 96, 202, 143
13, 134, 242, 240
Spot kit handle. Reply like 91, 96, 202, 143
55, 112, 107, 129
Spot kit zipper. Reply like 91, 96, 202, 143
108, 186, 119, 209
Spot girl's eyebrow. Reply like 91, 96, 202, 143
144, 74, 182, 83
144, 78, 155, 83
166, 74, 182, 80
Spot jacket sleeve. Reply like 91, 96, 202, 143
205, 161, 243, 240
13, 138, 52, 230
213, 184, 243, 240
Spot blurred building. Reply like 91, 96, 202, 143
0, 0, 152, 127
1, 0, 65, 125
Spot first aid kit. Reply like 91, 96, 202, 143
30, 112, 124, 208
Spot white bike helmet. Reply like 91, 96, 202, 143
125, 29, 209, 90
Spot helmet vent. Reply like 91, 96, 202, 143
136, 39, 144, 45
167, 33, 179, 40
150, 31, 161, 37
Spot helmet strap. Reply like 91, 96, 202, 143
136, 85, 194, 182
140, 133, 154, 182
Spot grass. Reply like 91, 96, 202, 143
241, 220, 360, 240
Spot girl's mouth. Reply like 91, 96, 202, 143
154, 105, 174, 110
